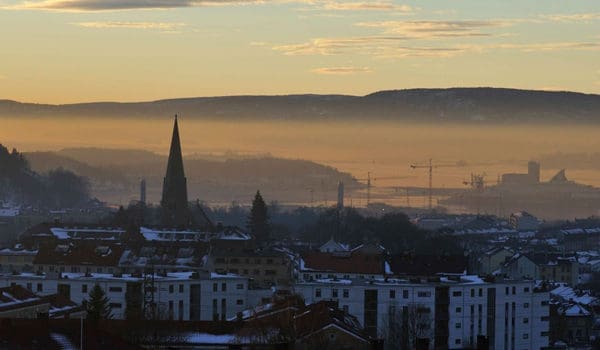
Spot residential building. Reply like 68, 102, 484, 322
294, 275, 549, 350
0, 271, 257, 321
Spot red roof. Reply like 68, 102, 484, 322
0, 285, 46, 312
33, 243, 124, 267
301, 251, 385, 275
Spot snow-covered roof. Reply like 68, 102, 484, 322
0, 209, 19, 217
0, 248, 38, 256
140, 227, 207, 241
49, 227, 125, 240
551, 284, 597, 306
561, 227, 600, 235
563, 304, 591, 317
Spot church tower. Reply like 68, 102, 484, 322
161, 115, 190, 227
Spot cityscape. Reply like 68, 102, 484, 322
1, 1, 600, 349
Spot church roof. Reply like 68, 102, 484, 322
164, 115, 186, 183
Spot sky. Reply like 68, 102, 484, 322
0, 0, 599, 103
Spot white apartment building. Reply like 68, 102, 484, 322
0, 271, 263, 321
294, 275, 549, 350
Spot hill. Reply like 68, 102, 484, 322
23, 148, 362, 205
0, 145, 90, 208
2, 88, 600, 122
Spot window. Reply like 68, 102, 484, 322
390, 290, 396, 299
541, 300, 549, 306
456, 307, 462, 313
523, 318, 529, 324
169, 285, 174, 293
221, 283, 227, 292
316, 288, 322, 298
266, 259, 273, 264
417, 291, 431, 297
523, 302, 530, 308
455, 339, 461, 345
523, 333, 529, 340
37, 283, 43, 292
512, 286, 516, 295
108, 286, 122, 292
332, 289, 339, 298
229, 269, 239, 274
178, 300, 184, 321
243, 269, 249, 275
455, 323, 461, 329
505, 287, 509, 295
179, 284, 184, 293
253, 269, 260, 275
81, 284, 88, 293
109, 303, 122, 309
236, 283, 244, 290
236, 299, 244, 305
265, 270, 276, 276
212, 299, 218, 321
524, 287, 530, 293
452, 291, 462, 297
403, 290, 409, 299
26, 283, 32, 291
343, 289, 349, 298
471, 289, 475, 297
213, 283, 218, 292
478, 288, 483, 297
343, 305, 349, 313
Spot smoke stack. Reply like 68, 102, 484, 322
337, 181, 344, 209
528, 161, 540, 183
140, 178, 147, 204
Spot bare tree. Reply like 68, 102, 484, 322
381, 303, 432, 350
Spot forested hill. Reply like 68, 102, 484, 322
0, 145, 90, 208
23, 148, 362, 204
2, 88, 599, 123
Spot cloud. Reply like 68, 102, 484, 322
541, 13, 600, 22
73, 21, 185, 29
272, 32, 600, 60
321, 2, 412, 12
488, 42, 600, 52
6, 0, 273, 11
273, 36, 407, 55
311, 66, 372, 74
355, 20, 509, 38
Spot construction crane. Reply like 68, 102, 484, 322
410, 159, 465, 211
353, 172, 372, 205
463, 173, 487, 215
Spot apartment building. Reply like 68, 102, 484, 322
294, 275, 549, 350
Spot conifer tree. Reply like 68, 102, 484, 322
85, 284, 113, 321
247, 190, 270, 243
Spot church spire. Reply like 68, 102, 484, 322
161, 115, 190, 227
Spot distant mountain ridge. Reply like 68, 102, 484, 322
2, 88, 600, 122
